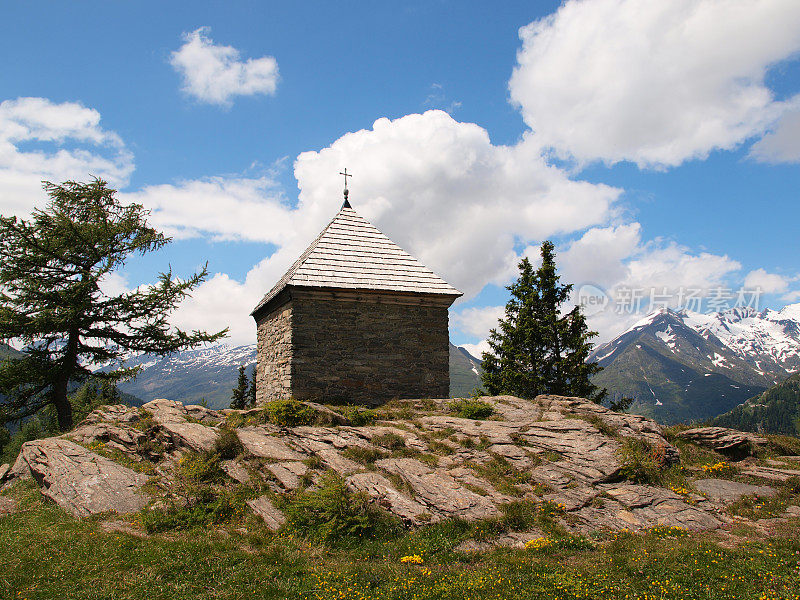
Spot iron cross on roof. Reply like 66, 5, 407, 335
339, 168, 353, 207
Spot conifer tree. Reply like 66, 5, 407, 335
230, 365, 248, 410
481, 241, 607, 404
0, 179, 227, 431
248, 367, 257, 408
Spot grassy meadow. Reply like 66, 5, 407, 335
2, 480, 800, 600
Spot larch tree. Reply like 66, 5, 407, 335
481, 241, 608, 405
230, 365, 249, 410
0, 179, 227, 431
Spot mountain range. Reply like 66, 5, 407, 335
711, 372, 800, 436
116, 342, 483, 410
590, 304, 800, 423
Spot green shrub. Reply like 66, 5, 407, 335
469, 454, 533, 497
498, 500, 539, 531
140, 489, 247, 533
344, 406, 376, 426
283, 472, 400, 544
449, 399, 495, 420
372, 432, 406, 450
177, 451, 224, 485
224, 411, 247, 428
766, 434, 800, 456
582, 414, 619, 438
213, 427, 244, 460
785, 476, 800, 494
342, 446, 386, 466
264, 399, 315, 427
616, 438, 665, 484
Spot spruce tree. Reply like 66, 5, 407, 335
481, 241, 607, 404
248, 367, 257, 408
230, 365, 248, 410
0, 179, 227, 431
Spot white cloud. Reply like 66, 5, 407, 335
451, 306, 505, 339
294, 111, 621, 298
146, 110, 621, 345
782, 290, 800, 303
550, 225, 741, 341
749, 102, 800, 163
122, 174, 296, 244
170, 27, 279, 107
744, 268, 790, 294
0, 97, 133, 217
509, 0, 800, 168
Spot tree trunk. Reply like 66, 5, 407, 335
55, 323, 80, 431
53, 378, 73, 431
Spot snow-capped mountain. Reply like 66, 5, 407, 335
683, 304, 800, 380
590, 304, 800, 424
117, 343, 482, 409
117, 344, 257, 409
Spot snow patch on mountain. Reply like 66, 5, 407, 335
655, 325, 677, 350
682, 303, 800, 378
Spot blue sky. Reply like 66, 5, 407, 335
1, 0, 799, 354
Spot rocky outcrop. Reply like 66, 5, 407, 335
678, 427, 767, 457
576, 483, 723, 532
11, 438, 149, 517
5, 394, 791, 537
246, 495, 286, 530
143, 399, 220, 452
693, 479, 775, 504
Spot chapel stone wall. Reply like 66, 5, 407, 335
255, 301, 293, 404
289, 294, 450, 405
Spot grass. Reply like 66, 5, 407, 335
3, 480, 800, 600
468, 454, 536, 497
449, 399, 495, 420
83, 440, 157, 475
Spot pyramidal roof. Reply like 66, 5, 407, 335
252, 203, 462, 315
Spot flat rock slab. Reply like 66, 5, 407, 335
220, 460, 250, 484
142, 398, 220, 452
142, 399, 192, 423
347, 472, 434, 525
678, 427, 767, 457
742, 466, 800, 482
784, 505, 800, 517
160, 422, 219, 453
456, 530, 544, 552
590, 483, 723, 531
377, 457, 500, 521
0, 463, 10, 482
14, 438, 149, 517
694, 478, 776, 504
266, 461, 308, 490
247, 495, 286, 530
99, 519, 149, 538
236, 427, 305, 460
69, 422, 147, 452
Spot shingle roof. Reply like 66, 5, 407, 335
252, 204, 462, 315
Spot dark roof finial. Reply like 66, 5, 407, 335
339, 168, 352, 209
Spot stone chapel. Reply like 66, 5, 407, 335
251, 192, 462, 405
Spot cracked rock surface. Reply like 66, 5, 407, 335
4, 395, 785, 535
